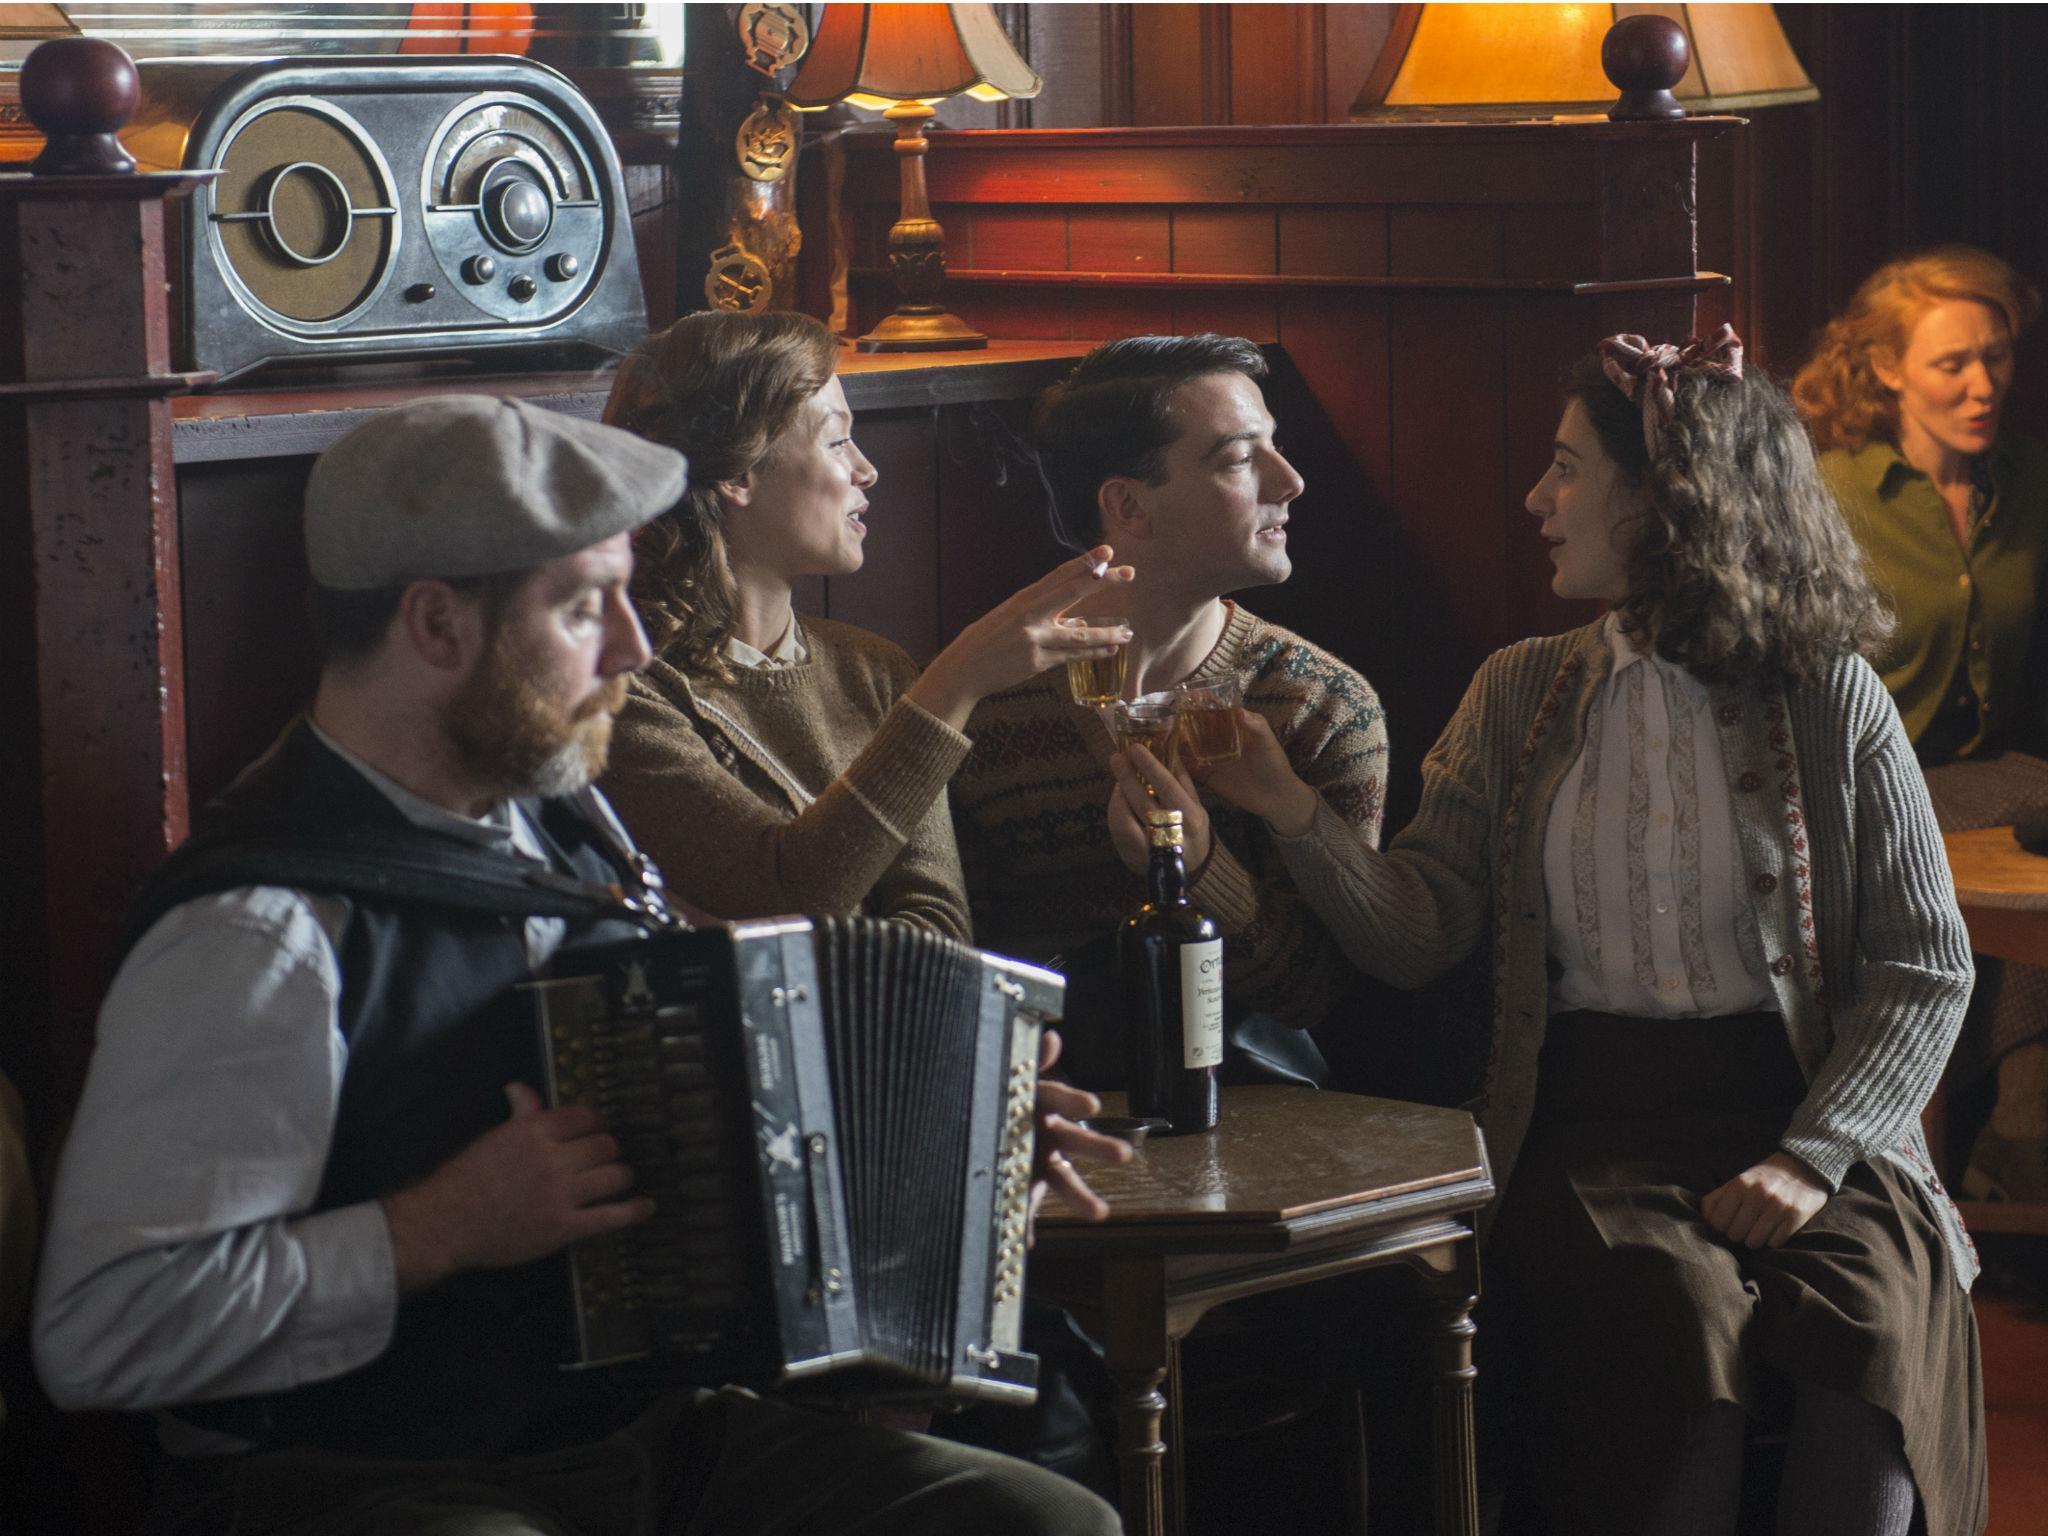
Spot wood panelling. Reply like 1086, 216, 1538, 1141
1068, 208, 1172, 273
1227, 2, 1316, 127
1171, 207, 1277, 274
925, 129, 1597, 207
1277, 206, 1388, 277
1131, 4, 1230, 127
962, 206, 1069, 270
1388, 206, 1501, 280
1109, 3, 1394, 127
1066, 288, 1176, 341
1502, 204, 1598, 284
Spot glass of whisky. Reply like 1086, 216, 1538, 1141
1173, 674, 1244, 764
1062, 615, 1130, 706
1110, 692, 1180, 795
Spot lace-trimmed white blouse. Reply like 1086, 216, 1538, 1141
1541, 613, 1777, 1019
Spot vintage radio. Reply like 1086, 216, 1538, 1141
120, 55, 647, 382
525, 916, 1058, 1404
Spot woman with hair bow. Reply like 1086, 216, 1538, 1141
1193, 329, 1986, 1534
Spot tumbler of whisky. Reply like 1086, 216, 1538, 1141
1110, 692, 1180, 773
1173, 674, 1244, 764
1062, 615, 1130, 707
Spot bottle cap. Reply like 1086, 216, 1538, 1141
1145, 807, 1185, 849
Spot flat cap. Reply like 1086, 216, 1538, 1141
305, 394, 687, 589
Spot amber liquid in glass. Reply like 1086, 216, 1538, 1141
1175, 704, 1241, 764
1112, 714, 1176, 760
1066, 648, 1129, 708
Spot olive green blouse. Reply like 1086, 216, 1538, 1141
1822, 435, 2048, 761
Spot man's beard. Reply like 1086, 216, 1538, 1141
447, 630, 629, 801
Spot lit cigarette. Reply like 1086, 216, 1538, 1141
1090, 559, 1109, 578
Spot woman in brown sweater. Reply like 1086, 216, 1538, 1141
598, 311, 1130, 937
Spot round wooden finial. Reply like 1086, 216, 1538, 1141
1602, 14, 1690, 122
21, 36, 141, 176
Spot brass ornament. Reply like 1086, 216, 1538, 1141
735, 97, 799, 184
736, 4, 810, 78
705, 241, 773, 313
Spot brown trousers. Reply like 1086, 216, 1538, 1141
148, 1387, 1119, 1536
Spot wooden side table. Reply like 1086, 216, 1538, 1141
1032, 1086, 1495, 1536
1938, 827, 2048, 1236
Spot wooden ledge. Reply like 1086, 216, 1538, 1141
167, 341, 1090, 465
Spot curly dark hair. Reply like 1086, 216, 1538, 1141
1033, 334, 1268, 546
1568, 351, 1893, 683
602, 311, 839, 681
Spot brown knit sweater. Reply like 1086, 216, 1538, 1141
600, 617, 974, 940
951, 602, 1389, 1031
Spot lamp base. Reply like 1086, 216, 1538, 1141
856, 306, 988, 353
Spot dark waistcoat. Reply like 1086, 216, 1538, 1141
127, 721, 662, 1457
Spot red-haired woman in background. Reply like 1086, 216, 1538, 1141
1796, 245, 2048, 1202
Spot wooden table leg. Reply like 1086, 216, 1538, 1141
1429, 1248, 1481, 1536
1101, 1256, 1172, 1536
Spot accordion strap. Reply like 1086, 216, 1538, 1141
127, 829, 673, 949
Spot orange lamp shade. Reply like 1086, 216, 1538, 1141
1354, 2, 1817, 119
785, 3, 1040, 112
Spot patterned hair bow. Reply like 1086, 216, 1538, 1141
1597, 323, 1745, 457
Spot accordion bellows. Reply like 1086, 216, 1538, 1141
527, 916, 1060, 1404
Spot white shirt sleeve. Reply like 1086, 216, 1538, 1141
33, 888, 398, 1412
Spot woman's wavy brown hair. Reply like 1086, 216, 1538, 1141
602, 311, 839, 680
1570, 352, 1894, 683
1791, 245, 2040, 453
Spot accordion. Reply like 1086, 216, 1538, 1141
525, 916, 1062, 1405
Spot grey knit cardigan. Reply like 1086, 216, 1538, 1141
1275, 619, 1980, 1289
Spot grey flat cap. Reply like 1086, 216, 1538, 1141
305, 394, 688, 589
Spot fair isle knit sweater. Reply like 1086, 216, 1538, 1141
600, 617, 974, 941
952, 602, 1390, 1032
1270, 619, 1980, 1286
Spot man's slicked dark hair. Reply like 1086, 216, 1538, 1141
1032, 334, 1268, 546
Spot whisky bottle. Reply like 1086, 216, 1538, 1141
1118, 808, 1222, 1133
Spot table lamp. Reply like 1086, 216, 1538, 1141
785, 3, 1040, 351
1352, 3, 1816, 120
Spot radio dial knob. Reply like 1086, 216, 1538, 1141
508, 274, 538, 303
545, 252, 581, 282
483, 169, 553, 251
463, 254, 497, 285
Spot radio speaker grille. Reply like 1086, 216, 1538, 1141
212, 103, 396, 325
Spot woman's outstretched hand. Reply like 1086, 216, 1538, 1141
1194, 710, 1320, 838
906, 546, 1135, 731
1107, 742, 1213, 876
1701, 1151, 1829, 1248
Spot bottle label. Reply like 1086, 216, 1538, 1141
1179, 940, 1224, 1068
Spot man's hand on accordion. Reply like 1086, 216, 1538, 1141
381, 1082, 656, 1293
1028, 1029, 1132, 1244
